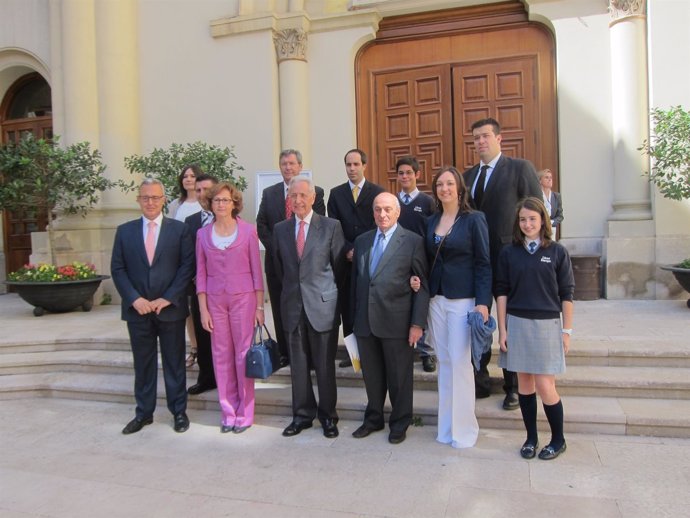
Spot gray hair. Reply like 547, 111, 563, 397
139, 177, 166, 193
279, 148, 303, 165
289, 174, 315, 193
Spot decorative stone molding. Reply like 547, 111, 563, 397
273, 28, 308, 62
608, 0, 646, 21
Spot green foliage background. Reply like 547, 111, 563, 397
124, 142, 247, 199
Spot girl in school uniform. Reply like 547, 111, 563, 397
495, 197, 574, 460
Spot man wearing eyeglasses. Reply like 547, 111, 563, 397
111, 178, 195, 435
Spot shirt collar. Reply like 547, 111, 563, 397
296, 210, 314, 225
480, 152, 502, 170
399, 189, 419, 201
376, 223, 398, 241
349, 178, 366, 191
142, 213, 164, 226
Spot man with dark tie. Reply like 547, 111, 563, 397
396, 155, 437, 373
327, 148, 385, 367
256, 149, 326, 367
463, 117, 542, 410
185, 174, 218, 396
351, 192, 429, 444
272, 175, 346, 439
111, 178, 195, 434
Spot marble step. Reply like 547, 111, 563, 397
3, 349, 690, 400
1, 371, 689, 438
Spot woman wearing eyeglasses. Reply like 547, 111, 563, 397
195, 182, 264, 433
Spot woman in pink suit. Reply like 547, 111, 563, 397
196, 182, 264, 433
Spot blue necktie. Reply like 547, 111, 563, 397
528, 241, 537, 254
403, 194, 411, 205
369, 233, 385, 274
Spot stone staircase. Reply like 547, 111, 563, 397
2, 335, 690, 438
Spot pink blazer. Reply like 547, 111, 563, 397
196, 218, 264, 296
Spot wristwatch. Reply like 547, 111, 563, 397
561, 328, 572, 335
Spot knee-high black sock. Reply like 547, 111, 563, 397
518, 392, 538, 445
543, 399, 565, 448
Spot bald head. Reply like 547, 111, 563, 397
373, 192, 400, 233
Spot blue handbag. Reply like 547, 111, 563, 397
245, 324, 278, 379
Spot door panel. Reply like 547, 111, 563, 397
374, 65, 453, 192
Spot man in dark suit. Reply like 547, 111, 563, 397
272, 175, 346, 439
184, 174, 218, 395
111, 178, 195, 434
256, 149, 326, 366
396, 155, 437, 373
351, 192, 429, 444
463, 117, 542, 410
327, 148, 385, 367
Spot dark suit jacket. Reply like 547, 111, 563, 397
272, 213, 346, 333
351, 225, 429, 339
327, 180, 386, 250
463, 155, 541, 272
547, 191, 563, 227
111, 217, 195, 322
256, 181, 325, 277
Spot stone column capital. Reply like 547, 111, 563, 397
608, 0, 646, 21
273, 28, 308, 63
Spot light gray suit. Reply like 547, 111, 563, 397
351, 224, 429, 433
272, 212, 346, 425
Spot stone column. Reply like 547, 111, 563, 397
608, 0, 650, 221
94, 0, 140, 215
274, 28, 311, 162
604, 0, 655, 298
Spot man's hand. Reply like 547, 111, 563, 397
132, 297, 153, 316
150, 298, 171, 315
410, 275, 421, 293
408, 325, 423, 347
474, 304, 489, 323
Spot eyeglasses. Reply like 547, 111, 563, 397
212, 198, 233, 205
137, 195, 164, 203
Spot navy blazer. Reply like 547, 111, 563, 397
425, 211, 492, 307
327, 180, 385, 249
111, 217, 195, 322
256, 181, 325, 277
463, 155, 541, 273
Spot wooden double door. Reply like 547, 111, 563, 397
357, 5, 558, 194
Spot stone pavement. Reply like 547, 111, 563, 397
1, 293, 690, 517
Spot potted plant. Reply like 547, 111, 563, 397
0, 134, 132, 315
640, 105, 690, 306
124, 141, 247, 197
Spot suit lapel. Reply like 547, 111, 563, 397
151, 217, 169, 266
371, 227, 404, 280
300, 213, 320, 262
483, 155, 506, 201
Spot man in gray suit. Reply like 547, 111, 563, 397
463, 117, 542, 409
351, 192, 429, 444
272, 175, 346, 439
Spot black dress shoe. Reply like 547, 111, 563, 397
388, 429, 407, 444
187, 383, 216, 395
538, 442, 567, 460
422, 355, 437, 373
174, 412, 190, 433
282, 420, 313, 437
520, 440, 539, 459
503, 392, 519, 410
322, 419, 339, 438
339, 358, 353, 368
279, 356, 290, 368
351, 424, 384, 439
122, 416, 153, 435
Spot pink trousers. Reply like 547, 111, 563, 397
207, 291, 256, 427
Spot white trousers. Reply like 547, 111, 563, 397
427, 296, 478, 448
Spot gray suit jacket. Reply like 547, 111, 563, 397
272, 213, 346, 333
351, 225, 429, 339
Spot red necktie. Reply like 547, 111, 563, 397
285, 194, 292, 219
145, 221, 156, 265
296, 220, 306, 259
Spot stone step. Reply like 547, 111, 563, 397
1, 371, 689, 438
4, 349, 690, 400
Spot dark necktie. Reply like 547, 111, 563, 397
528, 241, 537, 254
474, 165, 489, 209
403, 194, 411, 205
201, 210, 213, 227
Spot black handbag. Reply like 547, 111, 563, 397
245, 324, 280, 379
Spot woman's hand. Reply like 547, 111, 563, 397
201, 309, 213, 332
474, 304, 489, 323
498, 331, 508, 353
410, 275, 421, 293
255, 307, 265, 327
562, 333, 570, 354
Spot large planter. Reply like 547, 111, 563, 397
660, 265, 690, 308
3, 275, 109, 316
